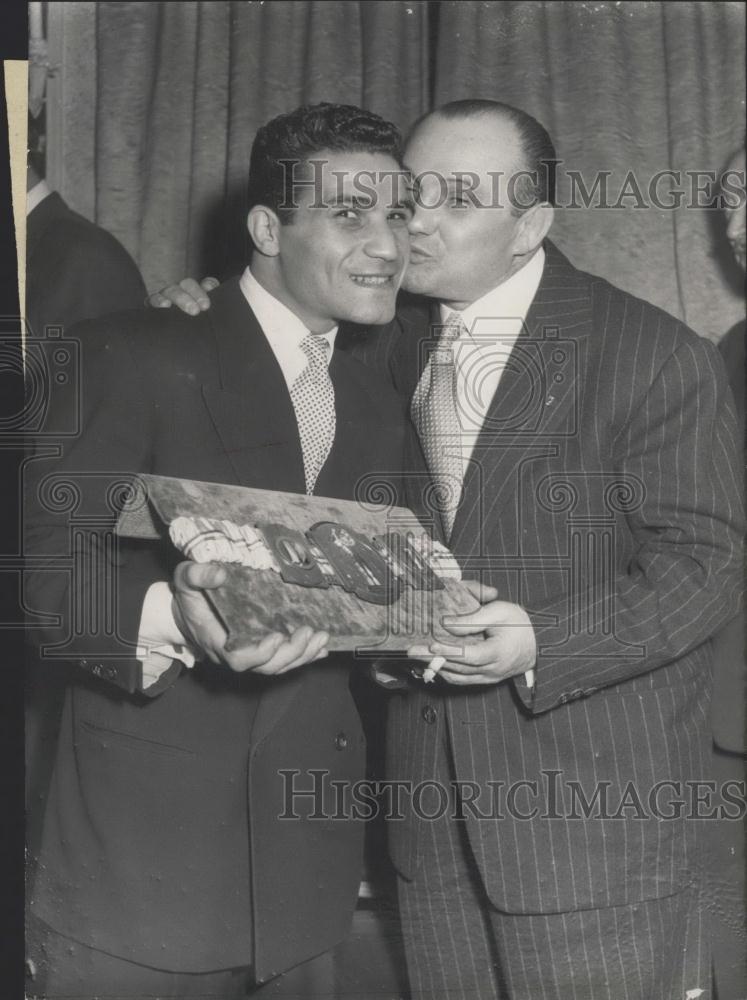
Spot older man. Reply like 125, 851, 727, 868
155, 100, 744, 1000
364, 100, 741, 1000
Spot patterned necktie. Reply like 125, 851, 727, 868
290, 333, 336, 494
411, 312, 465, 537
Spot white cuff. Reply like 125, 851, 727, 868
136, 581, 197, 689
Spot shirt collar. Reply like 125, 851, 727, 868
27, 178, 51, 216
439, 247, 545, 335
239, 265, 337, 364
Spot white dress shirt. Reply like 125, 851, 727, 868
435, 247, 545, 478
137, 266, 336, 689
428, 249, 545, 689
238, 266, 337, 383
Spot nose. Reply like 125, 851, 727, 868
407, 203, 437, 237
364, 218, 400, 261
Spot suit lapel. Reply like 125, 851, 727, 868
200, 279, 306, 494
450, 242, 593, 557
396, 301, 448, 542
199, 280, 308, 746
27, 191, 67, 264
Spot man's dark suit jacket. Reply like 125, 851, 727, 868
349, 241, 744, 916
26, 190, 146, 336
25, 189, 147, 866
24, 279, 407, 981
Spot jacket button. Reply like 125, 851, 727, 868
422, 705, 437, 725
334, 732, 348, 751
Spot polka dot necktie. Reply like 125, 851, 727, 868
411, 312, 465, 537
291, 333, 336, 494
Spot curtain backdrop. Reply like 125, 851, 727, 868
49, 0, 430, 288
434, 1, 746, 339
48, 1, 745, 340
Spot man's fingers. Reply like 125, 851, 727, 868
441, 602, 510, 633
249, 627, 329, 675
226, 631, 287, 672
427, 640, 471, 659
440, 617, 487, 636
173, 560, 227, 592
432, 656, 489, 673
178, 277, 212, 310
274, 632, 330, 673
427, 637, 503, 668
461, 579, 499, 603
147, 285, 182, 309
146, 279, 214, 313
442, 599, 531, 635
267, 627, 319, 672
439, 669, 493, 686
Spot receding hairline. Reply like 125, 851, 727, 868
407, 103, 525, 146
404, 106, 528, 181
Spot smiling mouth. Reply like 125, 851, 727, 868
350, 275, 395, 287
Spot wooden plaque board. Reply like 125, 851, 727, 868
115, 473, 479, 654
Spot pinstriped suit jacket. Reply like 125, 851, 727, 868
348, 241, 744, 914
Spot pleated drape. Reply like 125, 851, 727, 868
53, 0, 430, 289
48, 1, 745, 340
433, 1, 745, 339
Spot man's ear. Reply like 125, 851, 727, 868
247, 205, 282, 257
513, 203, 554, 256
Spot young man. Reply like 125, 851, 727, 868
24, 102, 412, 997
161, 99, 744, 1000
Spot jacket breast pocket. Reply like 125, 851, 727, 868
76, 718, 196, 761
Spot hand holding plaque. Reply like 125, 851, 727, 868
116, 474, 482, 656
170, 561, 329, 674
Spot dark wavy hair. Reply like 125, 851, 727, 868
247, 102, 403, 223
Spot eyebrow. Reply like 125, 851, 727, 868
327, 195, 375, 209
327, 194, 415, 212
393, 195, 416, 212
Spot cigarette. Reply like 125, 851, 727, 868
422, 655, 447, 684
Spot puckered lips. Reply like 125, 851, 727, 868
408, 243, 436, 263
